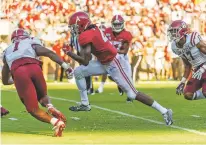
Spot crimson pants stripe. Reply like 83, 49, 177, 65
114, 58, 138, 94
190, 32, 194, 45
192, 32, 197, 46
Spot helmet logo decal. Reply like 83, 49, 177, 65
76, 16, 80, 25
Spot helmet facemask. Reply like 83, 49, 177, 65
69, 24, 79, 37
112, 22, 124, 33
167, 27, 183, 43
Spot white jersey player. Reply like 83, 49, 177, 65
2, 28, 73, 136
4, 37, 41, 69
168, 20, 206, 101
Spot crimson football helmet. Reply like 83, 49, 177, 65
111, 15, 124, 33
68, 11, 91, 35
167, 20, 189, 42
11, 28, 30, 42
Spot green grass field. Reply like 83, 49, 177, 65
1, 81, 206, 144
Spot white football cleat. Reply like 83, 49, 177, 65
95, 88, 103, 94
163, 109, 173, 126
53, 120, 66, 137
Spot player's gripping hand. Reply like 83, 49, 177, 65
61, 62, 73, 79
176, 82, 185, 95
65, 67, 74, 79
62, 43, 71, 54
176, 77, 186, 95
192, 65, 206, 80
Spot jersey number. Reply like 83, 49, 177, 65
13, 42, 20, 52
183, 51, 194, 61
99, 29, 108, 42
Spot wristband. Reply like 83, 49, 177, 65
180, 77, 187, 83
61, 62, 70, 69
202, 64, 206, 70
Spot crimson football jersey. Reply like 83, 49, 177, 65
78, 26, 117, 64
104, 27, 133, 50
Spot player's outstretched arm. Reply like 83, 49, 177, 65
182, 58, 192, 79
176, 58, 191, 95
63, 43, 92, 66
33, 44, 64, 66
33, 44, 73, 79
1, 57, 13, 85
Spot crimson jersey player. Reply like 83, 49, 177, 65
96, 15, 133, 102
63, 11, 173, 125
168, 20, 206, 101
2, 28, 73, 137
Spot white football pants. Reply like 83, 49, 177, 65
74, 54, 138, 105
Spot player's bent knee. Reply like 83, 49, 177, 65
74, 67, 84, 80
184, 92, 193, 100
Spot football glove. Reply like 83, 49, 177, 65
192, 65, 206, 80
176, 77, 186, 95
65, 67, 74, 79
61, 62, 73, 79
62, 43, 71, 54
176, 82, 185, 95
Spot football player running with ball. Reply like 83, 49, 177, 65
96, 15, 133, 103
63, 12, 173, 126
168, 20, 206, 100
2, 28, 73, 137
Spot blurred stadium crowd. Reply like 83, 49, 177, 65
0, 0, 206, 82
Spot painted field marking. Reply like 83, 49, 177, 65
71, 117, 80, 121
191, 115, 201, 118
8, 117, 18, 121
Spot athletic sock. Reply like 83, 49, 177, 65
192, 90, 206, 100
98, 82, 105, 92
151, 101, 167, 114
75, 77, 90, 106
80, 90, 89, 105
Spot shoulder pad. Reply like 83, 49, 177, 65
30, 37, 43, 46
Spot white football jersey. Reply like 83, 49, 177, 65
171, 32, 205, 69
3, 37, 42, 69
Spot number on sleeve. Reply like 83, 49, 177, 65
13, 42, 20, 52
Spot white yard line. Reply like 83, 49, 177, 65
2, 89, 206, 136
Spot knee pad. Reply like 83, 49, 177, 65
74, 67, 84, 80
184, 92, 193, 100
